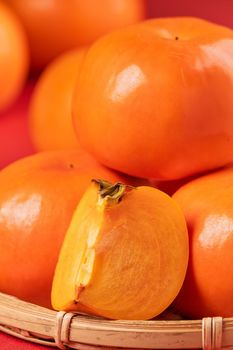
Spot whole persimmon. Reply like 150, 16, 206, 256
173, 166, 233, 318
0, 80, 35, 169
5, 0, 145, 70
29, 48, 87, 151
52, 179, 189, 320
73, 17, 233, 180
0, 150, 124, 308
0, 2, 28, 111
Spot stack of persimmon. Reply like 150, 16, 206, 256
69, 17, 233, 319
0, 2, 233, 322
1, 0, 145, 167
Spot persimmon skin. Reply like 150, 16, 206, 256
73, 17, 233, 180
0, 2, 29, 111
173, 166, 233, 318
5, 0, 145, 69
52, 181, 189, 320
29, 48, 87, 151
0, 150, 123, 308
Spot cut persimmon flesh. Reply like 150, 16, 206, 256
52, 180, 188, 320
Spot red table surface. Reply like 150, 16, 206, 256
1, 331, 233, 350
0, 332, 51, 350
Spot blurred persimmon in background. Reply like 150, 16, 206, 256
29, 48, 87, 151
5, 0, 146, 70
0, 1, 28, 111
0, 80, 35, 169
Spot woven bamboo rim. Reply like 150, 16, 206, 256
0, 292, 232, 350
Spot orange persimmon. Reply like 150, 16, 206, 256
0, 2, 28, 111
0, 150, 123, 308
29, 48, 87, 151
72, 17, 233, 180
173, 166, 233, 318
5, 0, 145, 69
52, 180, 189, 320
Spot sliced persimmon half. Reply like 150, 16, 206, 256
52, 180, 188, 320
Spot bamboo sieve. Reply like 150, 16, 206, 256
0, 292, 232, 350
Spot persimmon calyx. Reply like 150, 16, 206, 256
92, 179, 134, 205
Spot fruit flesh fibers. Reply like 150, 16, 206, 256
52, 182, 189, 320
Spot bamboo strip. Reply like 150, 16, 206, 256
0, 292, 232, 349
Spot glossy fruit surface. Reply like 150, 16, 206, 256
29, 48, 86, 151
0, 80, 35, 169
73, 17, 233, 180
5, 0, 145, 69
0, 150, 123, 308
52, 180, 188, 320
173, 166, 233, 318
0, 2, 28, 111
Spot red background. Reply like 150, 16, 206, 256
148, 0, 233, 28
